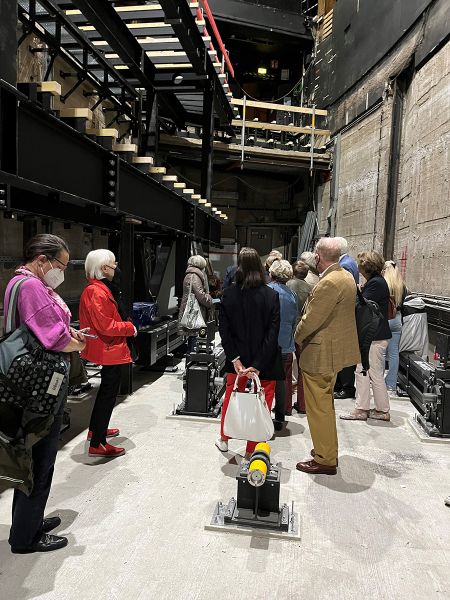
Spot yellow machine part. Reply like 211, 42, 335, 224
248, 459, 268, 476
254, 442, 271, 456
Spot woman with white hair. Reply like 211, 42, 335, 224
268, 259, 298, 429
179, 255, 213, 353
79, 249, 137, 458
300, 251, 320, 287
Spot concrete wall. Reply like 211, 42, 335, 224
395, 41, 450, 294
335, 103, 392, 257
333, 40, 450, 295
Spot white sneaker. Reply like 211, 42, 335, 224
215, 438, 228, 452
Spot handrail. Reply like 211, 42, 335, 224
199, 0, 235, 78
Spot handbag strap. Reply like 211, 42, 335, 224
5, 278, 28, 334
233, 372, 262, 393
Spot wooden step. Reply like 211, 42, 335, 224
174, 182, 186, 189
38, 81, 61, 96
59, 107, 92, 119
132, 156, 154, 165
112, 143, 138, 153
86, 128, 119, 138
162, 175, 178, 182
183, 188, 194, 195
191, 194, 201, 200
149, 166, 166, 174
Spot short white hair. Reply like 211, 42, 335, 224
188, 255, 207, 270
315, 238, 341, 262
269, 249, 283, 259
85, 249, 116, 279
300, 251, 316, 269
334, 236, 348, 254
269, 259, 293, 283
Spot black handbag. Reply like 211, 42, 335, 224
0, 277, 69, 417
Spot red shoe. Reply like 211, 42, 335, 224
88, 443, 126, 458
87, 428, 120, 441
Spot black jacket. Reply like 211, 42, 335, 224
219, 284, 283, 380
362, 276, 392, 341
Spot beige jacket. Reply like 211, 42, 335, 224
295, 264, 360, 374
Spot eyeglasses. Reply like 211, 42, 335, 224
49, 256, 69, 269
105, 263, 118, 271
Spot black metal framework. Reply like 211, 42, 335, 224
18, 0, 138, 119
0, 81, 221, 244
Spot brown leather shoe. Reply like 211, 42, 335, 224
311, 449, 338, 466
296, 459, 337, 475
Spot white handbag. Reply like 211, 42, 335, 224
179, 275, 207, 331
223, 373, 274, 442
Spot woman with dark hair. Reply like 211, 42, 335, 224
216, 247, 282, 458
341, 250, 392, 422
3, 234, 86, 554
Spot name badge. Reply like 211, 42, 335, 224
47, 372, 65, 397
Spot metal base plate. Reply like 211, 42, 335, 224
205, 500, 301, 541
408, 415, 450, 444
166, 412, 220, 423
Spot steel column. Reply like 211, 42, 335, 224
119, 219, 134, 395
0, 0, 17, 86
383, 80, 405, 260
201, 79, 215, 204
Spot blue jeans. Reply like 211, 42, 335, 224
385, 313, 402, 389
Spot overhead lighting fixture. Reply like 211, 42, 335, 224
257, 66, 267, 76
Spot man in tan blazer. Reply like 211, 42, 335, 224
295, 237, 360, 475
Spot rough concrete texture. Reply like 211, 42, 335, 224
335, 103, 392, 256
395, 41, 450, 295
334, 40, 450, 295
1, 369, 450, 600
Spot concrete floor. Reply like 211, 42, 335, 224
1, 367, 450, 600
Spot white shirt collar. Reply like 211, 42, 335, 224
319, 262, 339, 278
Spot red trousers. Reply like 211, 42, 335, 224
220, 373, 276, 454
295, 343, 306, 411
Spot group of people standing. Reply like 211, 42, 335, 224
2, 234, 137, 553
214, 237, 408, 473
1, 231, 408, 554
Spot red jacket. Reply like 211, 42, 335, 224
79, 279, 135, 365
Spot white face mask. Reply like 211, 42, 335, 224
41, 263, 65, 289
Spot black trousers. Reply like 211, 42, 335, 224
9, 397, 66, 549
274, 353, 292, 422
186, 336, 196, 354
334, 365, 356, 395
89, 365, 122, 447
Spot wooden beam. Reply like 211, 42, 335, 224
231, 98, 327, 117
231, 119, 330, 136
